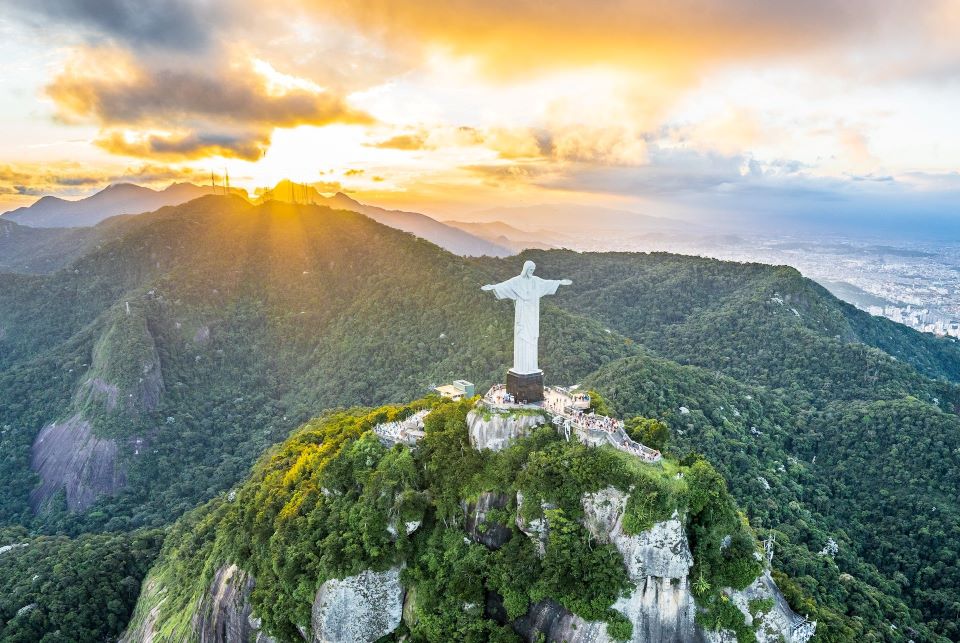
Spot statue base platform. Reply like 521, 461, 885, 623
507, 370, 544, 403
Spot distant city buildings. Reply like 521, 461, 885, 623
598, 234, 960, 342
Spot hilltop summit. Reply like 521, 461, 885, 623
123, 397, 813, 643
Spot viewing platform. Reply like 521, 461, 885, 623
480, 384, 662, 463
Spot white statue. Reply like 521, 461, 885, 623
482, 261, 572, 374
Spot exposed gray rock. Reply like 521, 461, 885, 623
119, 579, 164, 643
464, 491, 512, 549
122, 566, 279, 643
582, 487, 693, 581
386, 519, 422, 539
312, 566, 404, 643
79, 377, 120, 411
30, 414, 125, 511
80, 308, 165, 415
613, 575, 701, 642
515, 491, 553, 555
717, 572, 816, 643
192, 564, 278, 643
0, 543, 27, 555
467, 410, 544, 451
513, 599, 610, 643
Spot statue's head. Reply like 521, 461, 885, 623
521, 260, 536, 277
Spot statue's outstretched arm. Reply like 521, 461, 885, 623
560, 279, 572, 286
481, 284, 496, 291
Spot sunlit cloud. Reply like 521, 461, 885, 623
1, 0, 959, 222
0, 161, 208, 198
45, 45, 372, 161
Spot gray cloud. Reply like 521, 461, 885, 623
4, 0, 221, 51
49, 63, 369, 127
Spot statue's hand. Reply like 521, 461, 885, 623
481, 284, 496, 291
560, 279, 573, 286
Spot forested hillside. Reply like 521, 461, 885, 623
122, 397, 774, 643
1, 196, 958, 640
0, 196, 630, 534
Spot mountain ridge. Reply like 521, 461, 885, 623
3, 181, 512, 259
2, 182, 232, 228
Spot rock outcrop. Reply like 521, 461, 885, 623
122, 565, 278, 643
311, 566, 404, 643
514, 599, 610, 643
712, 572, 815, 643
30, 414, 125, 512
582, 487, 693, 581
192, 564, 277, 643
467, 410, 544, 451
29, 306, 165, 513
464, 491, 512, 549
613, 576, 701, 642
506, 486, 811, 643
515, 491, 553, 555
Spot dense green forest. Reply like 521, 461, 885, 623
1, 196, 959, 640
0, 527, 161, 642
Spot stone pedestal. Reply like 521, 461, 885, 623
507, 370, 544, 403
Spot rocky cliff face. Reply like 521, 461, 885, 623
29, 306, 164, 512
508, 486, 811, 643
706, 572, 815, 643
467, 410, 544, 451
126, 563, 406, 643
513, 599, 610, 643
191, 564, 277, 643
122, 564, 278, 643
312, 566, 405, 643
582, 487, 693, 581
30, 414, 125, 512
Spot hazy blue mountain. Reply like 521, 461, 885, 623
1, 182, 231, 228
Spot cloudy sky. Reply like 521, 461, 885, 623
1, 0, 959, 227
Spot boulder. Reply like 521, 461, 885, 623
312, 566, 404, 643
467, 410, 544, 451
464, 491, 513, 549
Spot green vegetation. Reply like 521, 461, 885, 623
0, 198, 632, 536
1, 199, 959, 639
624, 416, 670, 452
0, 527, 161, 642
128, 398, 765, 642
587, 353, 959, 641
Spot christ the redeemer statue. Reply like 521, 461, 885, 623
482, 260, 571, 402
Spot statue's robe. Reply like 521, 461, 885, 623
488, 274, 563, 374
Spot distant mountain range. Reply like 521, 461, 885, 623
257, 180, 511, 257
441, 220, 561, 252
2, 180, 512, 258
0, 183, 232, 228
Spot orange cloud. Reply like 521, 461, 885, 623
369, 133, 429, 150
298, 0, 921, 78
46, 46, 372, 161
